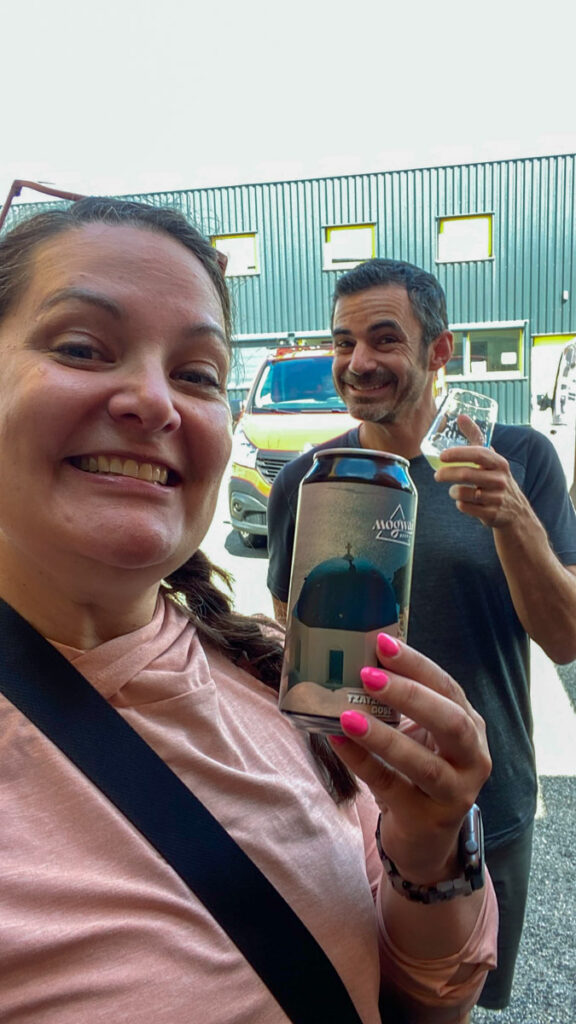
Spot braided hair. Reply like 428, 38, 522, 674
163, 551, 359, 803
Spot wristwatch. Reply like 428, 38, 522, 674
376, 804, 485, 903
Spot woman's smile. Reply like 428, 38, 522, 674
68, 454, 179, 487
0, 222, 232, 584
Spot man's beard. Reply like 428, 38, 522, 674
335, 366, 427, 425
336, 369, 398, 422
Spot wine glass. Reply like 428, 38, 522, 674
421, 389, 498, 470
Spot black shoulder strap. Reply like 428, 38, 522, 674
0, 599, 362, 1024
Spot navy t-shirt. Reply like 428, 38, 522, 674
267, 424, 576, 848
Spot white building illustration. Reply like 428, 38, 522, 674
286, 546, 400, 692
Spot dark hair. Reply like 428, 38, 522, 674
331, 258, 448, 347
0, 196, 232, 343
0, 196, 357, 804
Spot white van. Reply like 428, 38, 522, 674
537, 340, 576, 426
537, 340, 576, 502
228, 346, 357, 547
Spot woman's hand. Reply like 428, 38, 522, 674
329, 634, 491, 886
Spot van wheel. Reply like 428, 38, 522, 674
238, 529, 267, 549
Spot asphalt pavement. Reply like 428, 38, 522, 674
473, 719, 576, 1023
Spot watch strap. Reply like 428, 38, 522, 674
376, 804, 485, 904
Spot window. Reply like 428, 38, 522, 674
437, 215, 492, 262
446, 327, 523, 378
323, 224, 375, 271
252, 357, 346, 412
327, 649, 344, 687
445, 333, 464, 376
211, 233, 259, 276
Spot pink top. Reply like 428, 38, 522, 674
1, 597, 496, 1022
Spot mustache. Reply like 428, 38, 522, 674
339, 370, 397, 388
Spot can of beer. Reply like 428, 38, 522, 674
278, 448, 417, 734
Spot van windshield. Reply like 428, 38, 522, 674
251, 357, 346, 413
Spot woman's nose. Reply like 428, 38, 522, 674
107, 367, 182, 434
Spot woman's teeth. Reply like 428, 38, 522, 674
76, 455, 169, 485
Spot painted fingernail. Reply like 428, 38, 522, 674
329, 734, 348, 745
340, 711, 369, 737
361, 666, 389, 691
378, 633, 400, 657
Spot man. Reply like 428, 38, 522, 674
267, 258, 576, 1014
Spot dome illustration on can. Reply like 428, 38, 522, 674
286, 544, 399, 692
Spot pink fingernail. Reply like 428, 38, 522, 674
361, 666, 389, 691
329, 734, 348, 745
340, 711, 369, 737
378, 633, 400, 657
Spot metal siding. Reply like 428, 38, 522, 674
434, 162, 496, 327
559, 157, 575, 337
276, 182, 291, 329
449, 378, 530, 425
3, 155, 575, 424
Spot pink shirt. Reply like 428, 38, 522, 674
0, 597, 496, 1022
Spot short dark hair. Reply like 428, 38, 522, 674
0, 196, 232, 345
331, 258, 448, 347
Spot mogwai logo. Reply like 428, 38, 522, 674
372, 504, 414, 546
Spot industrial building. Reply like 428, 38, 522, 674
4, 152, 575, 425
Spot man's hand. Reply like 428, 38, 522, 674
434, 413, 530, 528
434, 413, 576, 663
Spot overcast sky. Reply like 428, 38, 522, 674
1, 0, 575, 207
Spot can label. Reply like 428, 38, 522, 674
279, 478, 416, 732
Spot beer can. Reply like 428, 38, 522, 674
278, 448, 417, 734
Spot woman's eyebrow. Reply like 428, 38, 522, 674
182, 322, 228, 347
38, 287, 122, 318
38, 292, 227, 347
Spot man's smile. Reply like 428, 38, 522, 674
339, 373, 396, 394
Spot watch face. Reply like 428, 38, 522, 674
459, 804, 485, 889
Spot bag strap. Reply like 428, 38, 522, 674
0, 599, 362, 1024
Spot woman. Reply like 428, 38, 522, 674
0, 197, 496, 1023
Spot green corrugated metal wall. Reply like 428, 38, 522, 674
3, 154, 575, 423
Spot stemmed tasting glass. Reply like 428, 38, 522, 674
421, 389, 498, 470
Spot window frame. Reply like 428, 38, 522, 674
436, 213, 494, 264
322, 223, 376, 272
211, 232, 259, 277
445, 321, 527, 380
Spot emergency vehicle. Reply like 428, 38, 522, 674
228, 345, 357, 547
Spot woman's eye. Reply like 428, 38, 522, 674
52, 340, 104, 361
175, 368, 222, 390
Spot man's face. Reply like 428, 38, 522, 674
331, 284, 433, 425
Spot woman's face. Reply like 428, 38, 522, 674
0, 223, 232, 585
